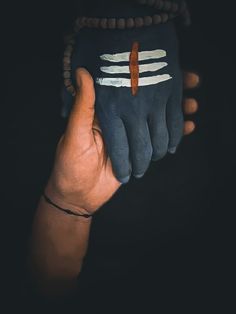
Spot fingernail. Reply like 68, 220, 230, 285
134, 173, 145, 179
119, 175, 130, 184
168, 147, 177, 154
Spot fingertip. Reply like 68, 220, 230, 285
133, 171, 145, 179
183, 72, 200, 89
73, 68, 95, 106
168, 147, 177, 154
118, 175, 131, 184
184, 121, 196, 135
184, 98, 198, 115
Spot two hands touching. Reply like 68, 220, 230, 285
46, 68, 199, 216
31, 12, 200, 298
31, 68, 199, 296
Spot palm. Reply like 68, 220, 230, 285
69, 126, 120, 212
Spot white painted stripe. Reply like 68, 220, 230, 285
100, 62, 168, 74
96, 74, 172, 88
139, 74, 172, 86
100, 49, 166, 63
100, 65, 130, 74
139, 50, 166, 61
96, 77, 131, 87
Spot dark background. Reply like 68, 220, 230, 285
3, 0, 236, 312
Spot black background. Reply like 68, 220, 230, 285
3, 0, 236, 312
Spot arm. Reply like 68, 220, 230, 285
30, 196, 92, 295
29, 68, 121, 296
29, 68, 199, 297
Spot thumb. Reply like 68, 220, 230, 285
65, 68, 95, 141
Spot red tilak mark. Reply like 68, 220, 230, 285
129, 42, 139, 96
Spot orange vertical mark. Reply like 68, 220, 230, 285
129, 42, 139, 96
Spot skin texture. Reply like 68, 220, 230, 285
30, 68, 199, 297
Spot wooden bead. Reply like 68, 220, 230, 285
108, 18, 116, 29
134, 17, 144, 28
63, 57, 71, 65
67, 85, 76, 95
100, 18, 108, 29
91, 18, 100, 28
117, 18, 125, 29
64, 50, 72, 57
144, 16, 153, 26
65, 45, 73, 53
76, 17, 87, 28
87, 18, 94, 28
153, 14, 161, 24
63, 71, 71, 79
64, 79, 72, 87
126, 18, 135, 28
160, 13, 169, 23
74, 18, 86, 32
63, 66, 71, 72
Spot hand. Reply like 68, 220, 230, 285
62, 22, 198, 183
93, 23, 184, 182
46, 68, 121, 215
47, 69, 199, 215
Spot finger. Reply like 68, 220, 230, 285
183, 98, 198, 115
183, 72, 200, 90
184, 121, 195, 135
99, 116, 131, 184
124, 119, 153, 178
149, 105, 169, 162
65, 68, 95, 142
166, 87, 184, 154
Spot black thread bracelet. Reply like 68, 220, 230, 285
43, 193, 93, 218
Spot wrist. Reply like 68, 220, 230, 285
45, 180, 93, 218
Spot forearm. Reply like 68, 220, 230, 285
29, 193, 92, 295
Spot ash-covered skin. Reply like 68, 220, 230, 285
62, 20, 183, 183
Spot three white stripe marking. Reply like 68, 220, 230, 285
96, 49, 172, 89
